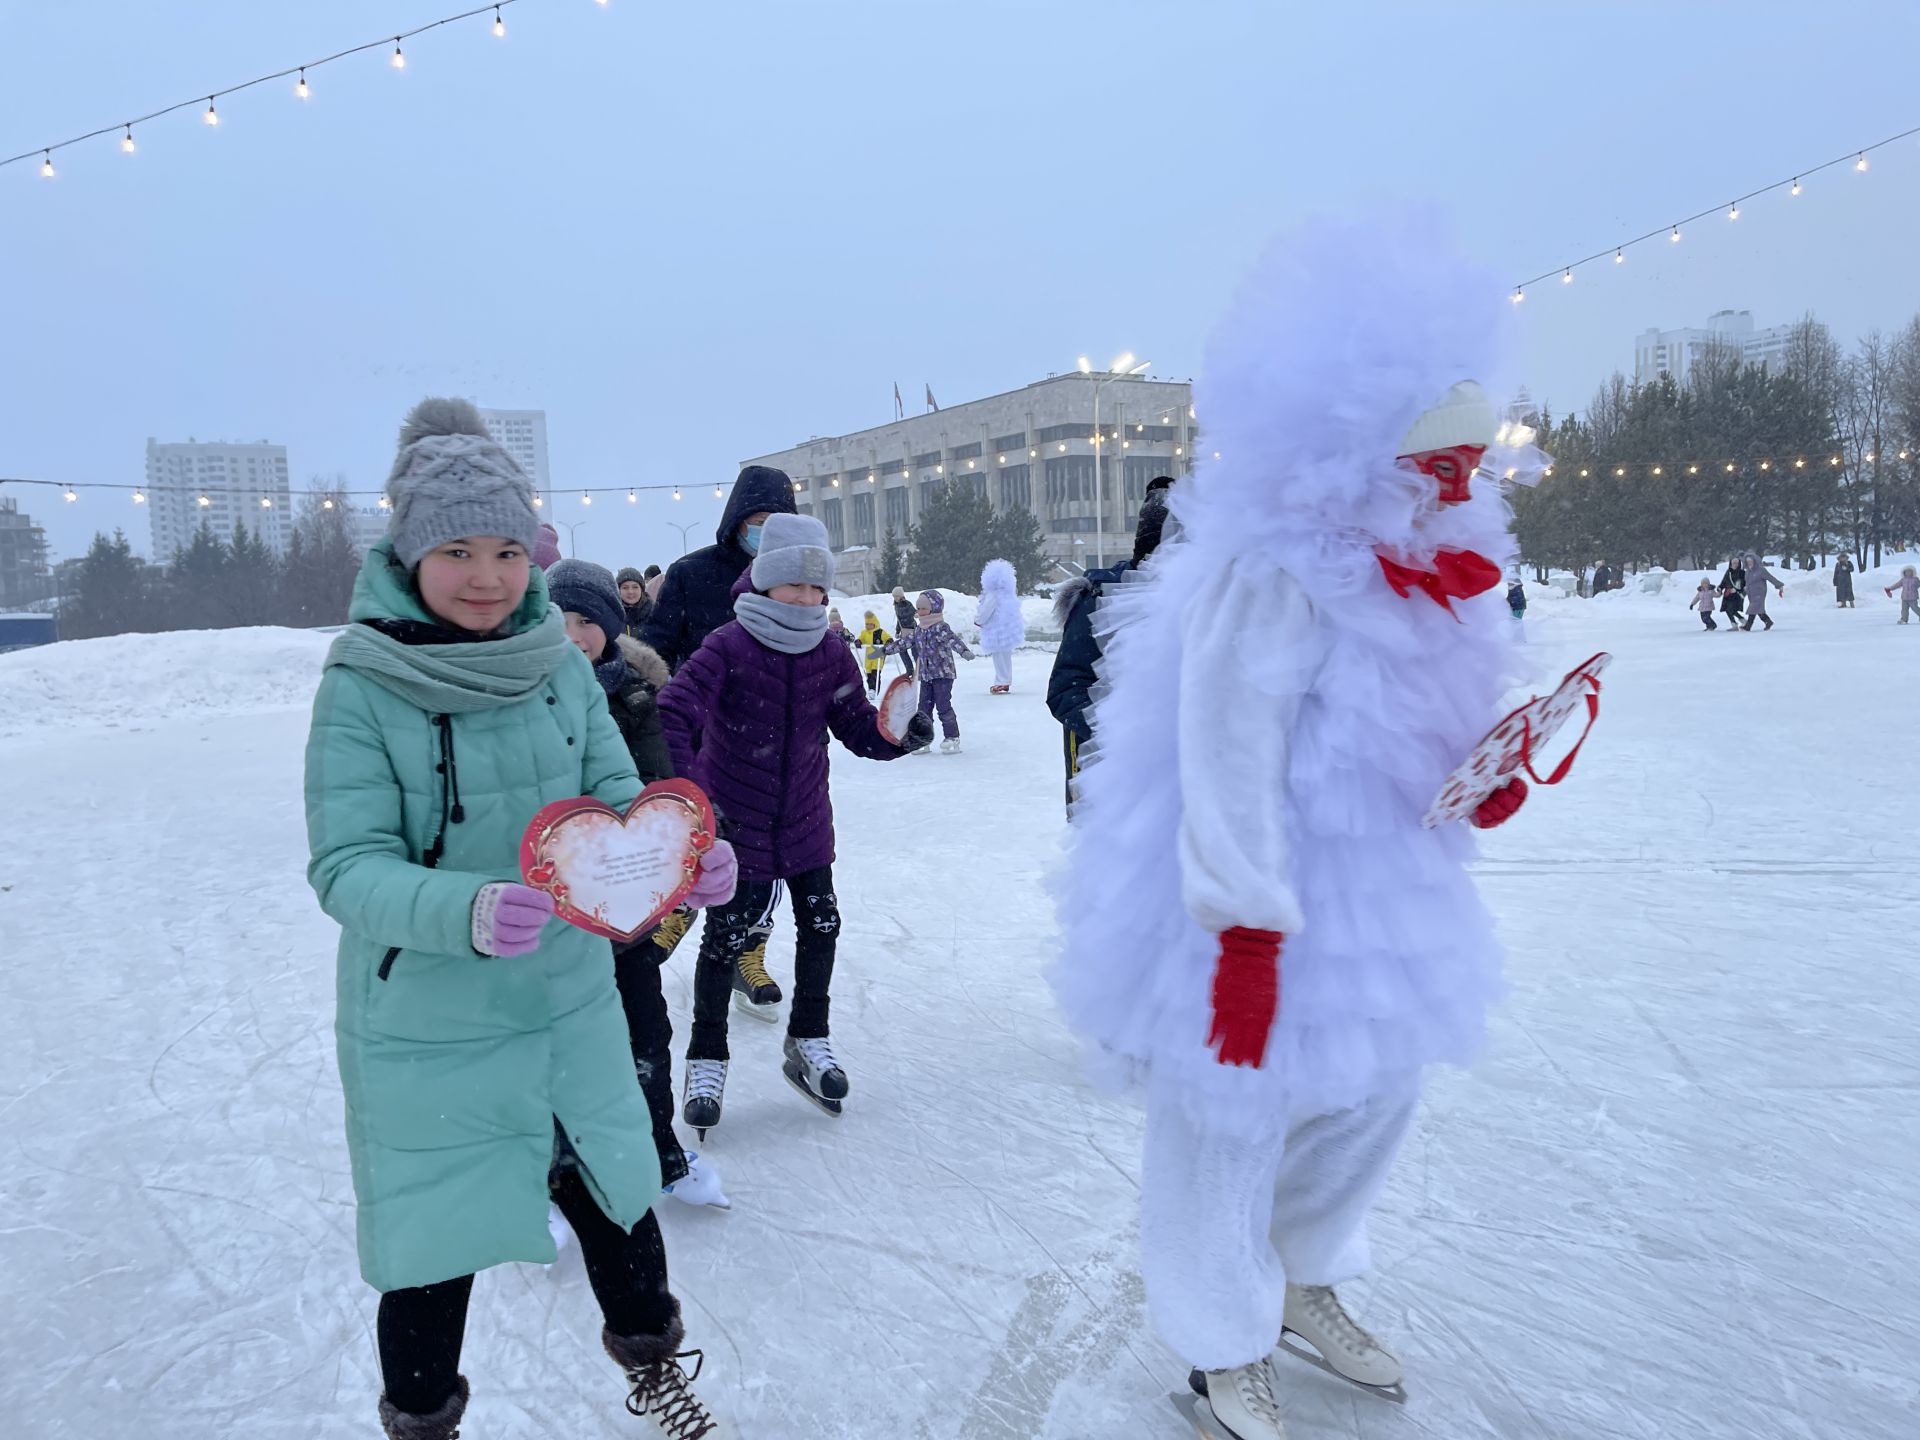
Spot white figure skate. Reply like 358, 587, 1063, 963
1275, 1283, 1406, 1404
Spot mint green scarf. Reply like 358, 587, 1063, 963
323, 538, 573, 712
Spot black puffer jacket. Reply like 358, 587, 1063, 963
641, 466, 797, 672
606, 635, 674, 784
1046, 560, 1132, 743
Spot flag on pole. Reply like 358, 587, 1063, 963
925, 384, 939, 412
893, 382, 904, 420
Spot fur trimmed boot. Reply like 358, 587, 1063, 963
604, 1317, 724, 1438
378, 1376, 469, 1440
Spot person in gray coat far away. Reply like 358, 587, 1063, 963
1741, 551, 1786, 630
1833, 553, 1856, 608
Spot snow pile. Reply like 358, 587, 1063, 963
0, 626, 332, 739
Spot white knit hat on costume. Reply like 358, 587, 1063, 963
1396, 379, 1498, 457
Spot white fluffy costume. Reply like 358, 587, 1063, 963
1050, 217, 1532, 1369
976, 558, 1024, 689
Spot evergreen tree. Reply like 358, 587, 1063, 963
223, 519, 283, 627
284, 482, 361, 626
874, 526, 907, 593
167, 522, 230, 630
59, 530, 155, 640
985, 505, 1052, 593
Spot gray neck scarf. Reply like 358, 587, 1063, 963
735, 593, 829, 654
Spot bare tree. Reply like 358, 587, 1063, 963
1835, 331, 1894, 566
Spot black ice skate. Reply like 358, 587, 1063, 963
682, 1058, 727, 1140
781, 1035, 848, 1117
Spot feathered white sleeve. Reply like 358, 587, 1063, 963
1176, 560, 1317, 936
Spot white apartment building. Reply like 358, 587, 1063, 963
144, 439, 293, 559
1633, 310, 1796, 387
743, 372, 1196, 591
478, 408, 551, 492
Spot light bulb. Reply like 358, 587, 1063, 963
379, 496, 392, 510
1511, 286, 1524, 304
1670, 225, 1680, 243
673, 488, 682, 501
39, 151, 54, 178
627, 489, 637, 503
1831, 456, 1842, 466
1029, 449, 1037, 458
531, 494, 543, 507
392, 41, 406, 69
198, 495, 212, 508
322, 498, 335, 509
582, 492, 592, 505
260, 497, 273, 508
935, 464, 943, 474
121, 128, 136, 154
1688, 465, 1698, 475
1580, 468, 1590, 478
1728, 202, 1739, 220
1790, 177, 1801, 196
1652, 466, 1663, 476
1725, 464, 1735, 473
1615, 467, 1626, 477
133, 490, 146, 504
967, 459, 975, 468
1856, 152, 1869, 172
1614, 248, 1624, 264
63, 488, 77, 503
714, 485, 723, 498
205, 100, 219, 126
493, 8, 506, 36
996, 455, 1005, 465
832, 477, 841, 487
296, 69, 310, 99
866, 473, 875, 482
1562, 268, 1573, 284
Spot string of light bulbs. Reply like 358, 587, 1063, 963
1510, 121, 1920, 303
1538, 447, 1919, 480
3, 0, 614, 177
0, 476, 727, 509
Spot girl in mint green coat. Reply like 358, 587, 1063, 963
305, 399, 729, 1440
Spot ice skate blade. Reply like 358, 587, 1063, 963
1274, 1330, 1408, 1405
732, 990, 782, 1023
1169, 1391, 1234, 1439
781, 1061, 844, 1116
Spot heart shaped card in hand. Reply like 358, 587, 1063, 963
876, 673, 921, 745
1425, 652, 1612, 828
520, 779, 716, 942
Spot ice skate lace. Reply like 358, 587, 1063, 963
623, 1348, 716, 1438
1229, 1359, 1285, 1426
793, 1036, 842, 1075
736, 950, 776, 991
685, 1059, 727, 1102
1296, 1286, 1387, 1361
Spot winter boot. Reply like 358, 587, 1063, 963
731, 944, 782, 1022
604, 1318, 724, 1438
379, 1377, 470, 1440
782, 1034, 849, 1116
1187, 1360, 1287, 1439
1277, 1284, 1404, 1399
682, 1059, 728, 1139
664, 1148, 731, 1210
650, 905, 696, 959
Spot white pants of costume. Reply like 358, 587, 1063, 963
1140, 1084, 1418, 1369
990, 649, 1015, 687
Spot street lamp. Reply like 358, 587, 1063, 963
667, 520, 700, 556
559, 519, 591, 558
1077, 354, 1151, 568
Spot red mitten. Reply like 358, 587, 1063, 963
1471, 776, 1529, 829
1206, 928, 1283, 1069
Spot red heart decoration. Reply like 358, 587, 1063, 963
1425, 652, 1611, 828
519, 779, 716, 942
876, 674, 920, 745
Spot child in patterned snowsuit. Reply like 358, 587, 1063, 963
885, 590, 976, 753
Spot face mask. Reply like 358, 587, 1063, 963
742, 524, 764, 556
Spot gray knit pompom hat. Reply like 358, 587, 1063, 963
385, 397, 539, 568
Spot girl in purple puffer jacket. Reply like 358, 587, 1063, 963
885, 590, 977, 754
658, 515, 931, 1135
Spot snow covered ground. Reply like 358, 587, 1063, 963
2, 579, 1917, 1439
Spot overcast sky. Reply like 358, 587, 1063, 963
6, 0, 1920, 570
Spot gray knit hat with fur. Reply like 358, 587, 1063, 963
385, 397, 539, 568
749, 513, 836, 593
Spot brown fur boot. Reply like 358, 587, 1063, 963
378, 1375, 469, 1440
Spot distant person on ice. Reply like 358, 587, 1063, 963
1741, 551, 1786, 631
891, 585, 918, 677
974, 558, 1026, 694
1690, 577, 1718, 631
1888, 565, 1920, 623
856, 609, 892, 694
304, 398, 733, 1438
657, 514, 932, 1137
1047, 476, 1175, 811
884, 590, 976, 754
1833, 553, 1856, 608
1717, 557, 1746, 631
1053, 221, 1540, 1440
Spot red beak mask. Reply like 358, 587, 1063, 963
1403, 444, 1486, 507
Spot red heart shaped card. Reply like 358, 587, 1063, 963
520, 778, 716, 941
876, 674, 921, 745
1425, 652, 1611, 828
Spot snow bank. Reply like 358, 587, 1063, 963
0, 626, 332, 739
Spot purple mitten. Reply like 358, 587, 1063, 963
683, 839, 738, 910
472, 882, 557, 957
